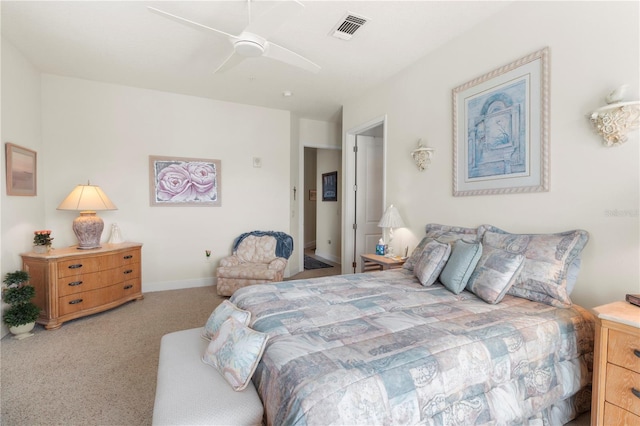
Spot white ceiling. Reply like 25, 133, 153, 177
1, 1, 512, 122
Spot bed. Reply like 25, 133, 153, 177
228, 224, 595, 425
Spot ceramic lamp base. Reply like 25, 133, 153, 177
72, 211, 104, 249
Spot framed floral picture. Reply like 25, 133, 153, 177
5, 143, 37, 196
149, 155, 221, 206
453, 47, 549, 196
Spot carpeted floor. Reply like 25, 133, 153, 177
0, 286, 224, 426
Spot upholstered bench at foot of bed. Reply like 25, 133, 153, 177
152, 327, 264, 426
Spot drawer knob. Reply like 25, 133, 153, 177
68, 264, 83, 269
123, 269, 133, 275
68, 281, 83, 287
69, 298, 83, 305
123, 284, 133, 290
123, 255, 133, 260
633, 388, 640, 399
634, 349, 640, 358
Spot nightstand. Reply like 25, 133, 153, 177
591, 300, 640, 425
360, 253, 406, 273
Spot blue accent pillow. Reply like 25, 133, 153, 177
440, 240, 483, 294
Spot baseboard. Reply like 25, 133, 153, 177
312, 250, 340, 264
143, 277, 215, 293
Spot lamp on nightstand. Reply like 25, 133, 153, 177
57, 182, 117, 249
378, 204, 405, 256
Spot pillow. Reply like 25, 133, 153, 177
413, 240, 451, 286
440, 239, 483, 294
425, 223, 483, 244
478, 225, 589, 307
202, 300, 251, 341
466, 245, 525, 304
404, 224, 481, 271
202, 317, 269, 391
403, 237, 431, 271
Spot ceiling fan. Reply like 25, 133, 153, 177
148, 1, 320, 74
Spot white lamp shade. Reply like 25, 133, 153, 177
57, 184, 117, 212
378, 204, 405, 228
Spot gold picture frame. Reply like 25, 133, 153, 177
5, 143, 37, 196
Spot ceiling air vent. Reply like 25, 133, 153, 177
330, 13, 369, 41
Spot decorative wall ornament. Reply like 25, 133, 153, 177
410, 139, 434, 171
589, 85, 640, 147
453, 47, 549, 197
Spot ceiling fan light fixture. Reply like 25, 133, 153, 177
234, 39, 264, 57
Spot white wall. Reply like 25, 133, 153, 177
304, 148, 317, 248
1, 38, 44, 337
40, 75, 291, 292
315, 149, 342, 263
342, 1, 639, 309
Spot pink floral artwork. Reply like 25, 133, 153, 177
150, 156, 221, 206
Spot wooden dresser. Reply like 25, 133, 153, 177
591, 300, 640, 425
21, 242, 143, 330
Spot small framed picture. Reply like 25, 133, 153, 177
5, 143, 37, 196
322, 171, 337, 202
309, 189, 317, 201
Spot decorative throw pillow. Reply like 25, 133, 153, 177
425, 223, 483, 244
403, 237, 431, 271
201, 300, 251, 341
478, 225, 589, 307
404, 224, 481, 271
202, 317, 269, 391
466, 245, 525, 304
440, 239, 483, 294
413, 240, 451, 286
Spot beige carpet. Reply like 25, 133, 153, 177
1, 286, 224, 426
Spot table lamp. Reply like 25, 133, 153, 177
377, 204, 405, 255
57, 183, 117, 249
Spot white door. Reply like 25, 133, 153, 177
353, 134, 383, 272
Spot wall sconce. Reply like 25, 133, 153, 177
410, 139, 434, 171
589, 85, 640, 147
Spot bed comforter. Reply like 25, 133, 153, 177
231, 269, 594, 425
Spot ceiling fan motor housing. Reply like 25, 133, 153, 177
234, 33, 266, 57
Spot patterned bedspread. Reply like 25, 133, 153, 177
230, 269, 594, 425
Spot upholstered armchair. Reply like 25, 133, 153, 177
215, 231, 294, 296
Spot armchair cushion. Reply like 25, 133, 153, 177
236, 235, 277, 264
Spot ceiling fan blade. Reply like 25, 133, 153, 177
264, 41, 320, 73
214, 51, 247, 73
245, 0, 304, 40
148, 7, 238, 40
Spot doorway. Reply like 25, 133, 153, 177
343, 116, 386, 274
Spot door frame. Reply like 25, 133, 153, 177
342, 115, 387, 274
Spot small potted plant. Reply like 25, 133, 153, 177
33, 230, 53, 254
2, 270, 41, 339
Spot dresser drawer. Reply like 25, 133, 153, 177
605, 363, 640, 416
58, 285, 121, 316
58, 256, 104, 278
57, 264, 140, 296
608, 329, 640, 374
604, 401, 640, 426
